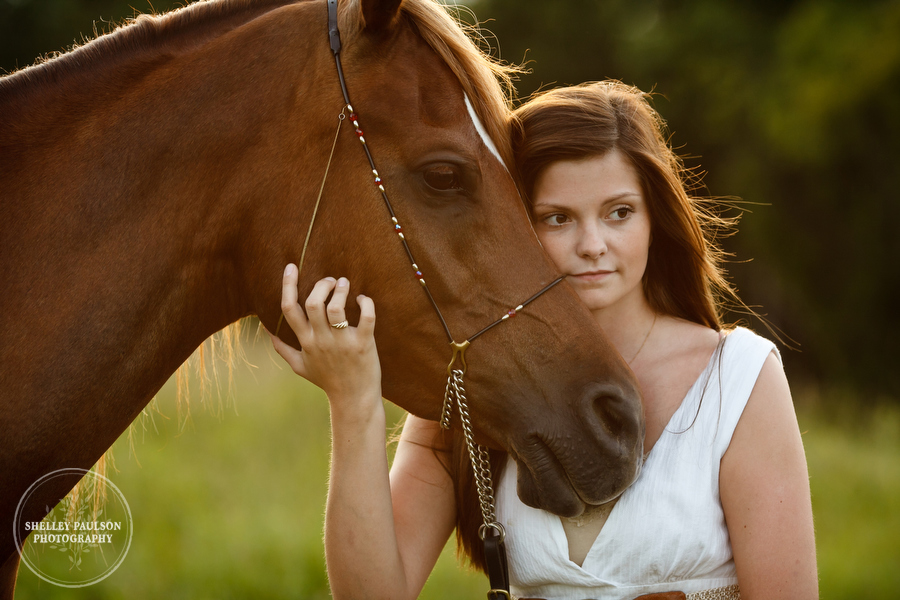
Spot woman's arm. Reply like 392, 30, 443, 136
720, 352, 819, 599
270, 266, 455, 600
389, 415, 458, 594
324, 410, 455, 600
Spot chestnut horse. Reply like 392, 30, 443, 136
0, 0, 643, 594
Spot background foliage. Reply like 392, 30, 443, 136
3, 0, 899, 598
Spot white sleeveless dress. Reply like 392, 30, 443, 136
496, 327, 778, 600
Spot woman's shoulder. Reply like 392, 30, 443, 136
647, 320, 776, 415
721, 325, 781, 366
653, 315, 721, 367
710, 327, 786, 452
659, 320, 779, 367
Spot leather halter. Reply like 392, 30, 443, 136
325, 0, 564, 345
325, 1, 565, 597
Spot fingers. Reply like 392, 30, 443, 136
305, 277, 339, 336
273, 269, 380, 397
327, 277, 351, 329
268, 331, 306, 377
356, 293, 376, 338
279, 265, 372, 341
281, 264, 310, 340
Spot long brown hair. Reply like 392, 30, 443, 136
452, 80, 744, 572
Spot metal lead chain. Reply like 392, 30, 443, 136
440, 375, 455, 430
443, 367, 502, 535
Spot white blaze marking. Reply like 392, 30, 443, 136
464, 93, 543, 245
464, 93, 507, 170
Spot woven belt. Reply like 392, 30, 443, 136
519, 584, 740, 600
686, 585, 740, 600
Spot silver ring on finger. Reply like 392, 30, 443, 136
330, 320, 349, 329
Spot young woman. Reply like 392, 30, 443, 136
271, 81, 818, 600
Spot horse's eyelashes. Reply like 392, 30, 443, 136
423, 165, 463, 191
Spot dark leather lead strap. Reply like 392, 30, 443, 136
484, 532, 510, 600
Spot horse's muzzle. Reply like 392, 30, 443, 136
511, 380, 644, 518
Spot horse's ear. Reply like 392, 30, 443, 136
359, 0, 403, 33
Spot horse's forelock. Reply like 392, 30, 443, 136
370, 0, 519, 169
404, 0, 519, 167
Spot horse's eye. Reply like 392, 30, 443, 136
423, 165, 462, 191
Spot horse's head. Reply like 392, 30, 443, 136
257, 0, 644, 517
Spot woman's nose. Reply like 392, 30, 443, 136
577, 223, 608, 259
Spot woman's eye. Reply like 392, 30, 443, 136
609, 207, 632, 220
423, 165, 462, 191
543, 214, 569, 227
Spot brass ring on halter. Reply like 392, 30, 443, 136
446, 340, 470, 375
478, 522, 506, 543
331, 320, 349, 329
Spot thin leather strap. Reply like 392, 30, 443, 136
274, 110, 344, 338
484, 531, 510, 600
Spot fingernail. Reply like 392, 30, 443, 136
284, 264, 295, 276
337, 277, 348, 287
325, 276, 336, 283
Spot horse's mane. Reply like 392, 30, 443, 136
3, 0, 520, 165
0, 0, 296, 97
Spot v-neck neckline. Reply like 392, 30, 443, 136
554, 334, 725, 574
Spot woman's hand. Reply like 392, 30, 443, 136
270, 264, 382, 416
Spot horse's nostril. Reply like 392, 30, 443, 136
583, 382, 643, 441
593, 393, 627, 438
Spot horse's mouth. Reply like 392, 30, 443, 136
511, 433, 643, 518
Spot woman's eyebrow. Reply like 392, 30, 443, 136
534, 191, 642, 211
531, 201, 569, 212
603, 191, 643, 202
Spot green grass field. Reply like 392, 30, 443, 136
12, 340, 900, 599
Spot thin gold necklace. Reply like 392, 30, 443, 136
627, 313, 657, 365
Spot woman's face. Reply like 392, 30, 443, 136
532, 149, 652, 316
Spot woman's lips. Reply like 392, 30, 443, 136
571, 270, 614, 282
